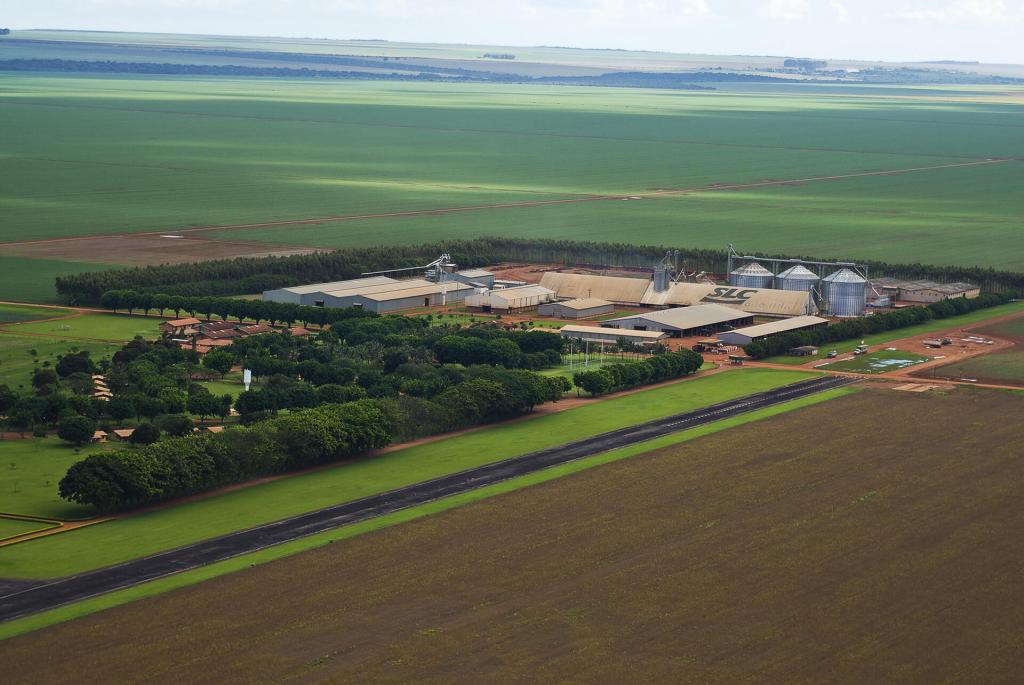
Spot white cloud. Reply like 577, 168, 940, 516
760, 0, 809, 21
829, 0, 850, 22
889, 0, 1023, 23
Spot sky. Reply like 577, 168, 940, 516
4, 0, 1023, 64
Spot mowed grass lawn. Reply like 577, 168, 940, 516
3, 313, 161, 341
764, 301, 1024, 365
0, 367, 815, 579
0, 439, 102, 520
0, 335, 122, 389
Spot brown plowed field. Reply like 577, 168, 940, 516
6, 388, 1024, 683
4, 234, 319, 266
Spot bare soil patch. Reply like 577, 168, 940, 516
7, 387, 1024, 683
5, 235, 319, 267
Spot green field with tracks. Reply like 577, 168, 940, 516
2, 73, 1024, 306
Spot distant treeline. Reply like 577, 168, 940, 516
56, 238, 1024, 305
0, 58, 790, 89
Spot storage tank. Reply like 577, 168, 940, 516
776, 264, 820, 293
728, 262, 774, 289
822, 268, 867, 317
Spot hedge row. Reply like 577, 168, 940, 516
58, 401, 389, 513
572, 348, 704, 395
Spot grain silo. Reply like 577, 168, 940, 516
822, 268, 867, 317
776, 264, 820, 293
728, 262, 774, 289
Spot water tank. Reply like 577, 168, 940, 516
729, 262, 774, 289
776, 264, 820, 293
822, 268, 867, 317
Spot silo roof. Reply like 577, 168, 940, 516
731, 262, 773, 276
823, 268, 866, 283
777, 265, 819, 280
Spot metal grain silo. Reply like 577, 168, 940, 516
728, 262, 774, 289
776, 264, 820, 293
822, 268, 867, 317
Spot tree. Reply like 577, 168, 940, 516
0, 384, 16, 413
129, 422, 161, 445
56, 351, 95, 378
202, 349, 235, 376
31, 368, 59, 393
156, 413, 194, 437
187, 386, 219, 423
107, 394, 136, 422
57, 414, 97, 446
573, 369, 615, 396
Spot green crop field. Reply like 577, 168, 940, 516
0, 439, 103, 520
0, 256, 121, 305
2, 73, 1024, 306
2, 313, 161, 342
0, 304, 71, 325
0, 367, 815, 579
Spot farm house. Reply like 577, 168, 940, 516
603, 304, 753, 337
716, 315, 829, 346
464, 285, 556, 313
537, 298, 614, 319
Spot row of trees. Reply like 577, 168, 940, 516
59, 401, 390, 513
57, 238, 1024, 307
744, 293, 1009, 359
100, 289, 375, 327
573, 348, 704, 395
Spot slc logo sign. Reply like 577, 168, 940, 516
701, 287, 757, 305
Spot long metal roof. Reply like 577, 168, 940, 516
359, 282, 473, 302
726, 315, 828, 338
606, 304, 751, 330
559, 325, 667, 340
539, 272, 651, 304
321, 278, 435, 297
278, 276, 396, 295
551, 298, 612, 310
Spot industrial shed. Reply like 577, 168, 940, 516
537, 298, 613, 319
604, 304, 754, 337
539, 272, 815, 317
464, 284, 556, 312
264, 276, 395, 306
539, 272, 651, 305
265, 277, 472, 312
716, 315, 829, 346
559, 325, 667, 347
450, 269, 495, 288
872, 278, 980, 303
643, 282, 816, 317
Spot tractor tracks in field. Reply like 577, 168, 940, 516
2, 157, 1016, 249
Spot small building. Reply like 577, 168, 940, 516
716, 315, 829, 346
559, 325, 668, 347
202, 328, 240, 340
537, 298, 614, 320
205, 425, 226, 434
287, 326, 312, 337
160, 317, 202, 336
465, 285, 556, 313
603, 304, 754, 338
110, 428, 135, 441
728, 354, 748, 366
238, 323, 275, 336
789, 345, 819, 357
91, 430, 108, 443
